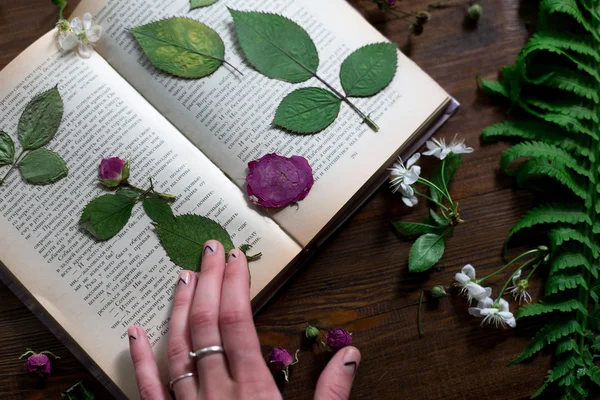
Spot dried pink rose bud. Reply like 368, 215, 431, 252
268, 347, 299, 382
98, 157, 130, 188
19, 349, 59, 378
246, 154, 314, 208
325, 328, 352, 352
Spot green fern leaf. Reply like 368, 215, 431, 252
531, 381, 550, 399
511, 320, 583, 364
548, 354, 585, 382
515, 158, 589, 201
548, 227, 600, 257
532, 66, 599, 103
500, 141, 590, 178
545, 273, 588, 296
550, 251, 597, 278
478, 78, 508, 98
539, 0, 599, 42
517, 299, 587, 319
586, 366, 600, 386
524, 32, 599, 62
555, 338, 579, 355
524, 97, 597, 123
519, 102, 597, 139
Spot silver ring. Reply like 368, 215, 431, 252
168, 372, 197, 390
189, 345, 225, 360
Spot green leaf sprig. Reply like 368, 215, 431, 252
0, 87, 68, 187
229, 9, 398, 134
480, 0, 600, 397
81, 159, 260, 271
130, 17, 242, 79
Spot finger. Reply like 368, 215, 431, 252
167, 271, 199, 399
128, 326, 170, 400
314, 346, 361, 400
219, 250, 271, 385
189, 240, 232, 391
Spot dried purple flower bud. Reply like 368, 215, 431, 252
305, 323, 320, 340
268, 347, 299, 382
246, 154, 314, 209
24, 353, 51, 378
99, 157, 130, 188
325, 328, 352, 352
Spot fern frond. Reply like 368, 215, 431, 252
524, 32, 599, 62
515, 158, 589, 201
517, 299, 587, 318
539, 0, 599, 41
550, 251, 597, 278
586, 366, 600, 386
548, 227, 600, 257
531, 66, 599, 103
508, 203, 590, 243
478, 78, 508, 98
524, 97, 597, 123
548, 354, 585, 382
511, 320, 584, 364
501, 141, 590, 177
545, 273, 588, 296
519, 102, 598, 139
556, 338, 580, 355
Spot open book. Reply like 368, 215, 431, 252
0, 0, 456, 398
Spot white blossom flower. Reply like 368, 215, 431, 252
469, 297, 517, 328
389, 153, 421, 206
58, 13, 103, 58
423, 135, 474, 160
507, 269, 532, 304
454, 264, 492, 303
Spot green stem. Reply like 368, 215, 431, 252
413, 189, 450, 211
525, 260, 544, 281
493, 258, 539, 305
440, 158, 454, 206
417, 177, 453, 204
478, 248, 542, 283
0, 150, 25, 186
417, 290, 425, 338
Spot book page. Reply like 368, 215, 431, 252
74, 0, 450, 245
0, 32, 301, 399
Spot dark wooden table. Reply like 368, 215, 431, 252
0, 0, 552, 398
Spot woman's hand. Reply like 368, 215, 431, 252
128, 240, 361, 400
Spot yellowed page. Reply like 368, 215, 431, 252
0, 32, 301, 399
74, 0, 450, 245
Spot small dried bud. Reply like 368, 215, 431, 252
19, 349, 59, 378
467, 4, 482, 21
324, 328, 352, 352
416, 11, 431, 25
305, 324, 319, 340
409, 23, 424, 36
98, 157, 130, 188
268, 348, 299, 382
431, 285, 448, 298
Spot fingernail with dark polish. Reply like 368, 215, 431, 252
204, 244, 215, 255
344, 361, 357, 375
230, 251, 237, 259
343, 349, 360, 376
127, 326, 137, 341
178, 271, 190, 285
129, 335, 137, 340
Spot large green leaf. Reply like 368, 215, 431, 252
190, 0, 218, 9
0, 131, 15, 166
18, 87, 64, 151
130, 17, 225, 79
143, 197, 174, 224
229, 9, 319, 83
155, 214, 235, 271
408, 233, 445, 273
80, 193, 137, 240
340, 43, 398, 97
273, 88, 341, 133
18, 149, 68, 185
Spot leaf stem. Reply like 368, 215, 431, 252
440, 158, 454, 206
413, 189, 450, 211
478, 248, 542, 283
311, 72, 379, 132
0, 150, 25, 186
221, 59, 244, 76
417, 290, 425, 338
417, 177, 453, 204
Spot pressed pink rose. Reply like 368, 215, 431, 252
325, 328, 352, 351
246, 154, 314, 208
23, 353, 52, 378
268, 347, 294, 371
98, 157, 130, 187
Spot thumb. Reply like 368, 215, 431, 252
314, 346, 361, 400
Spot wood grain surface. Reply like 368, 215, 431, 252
0, 0, 554, 399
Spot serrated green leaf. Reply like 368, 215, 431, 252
545, 273, 588, 296
272, 88, 341, 133
517, 299, 587, 319
18, 87, 64, 151
61, 380, 95, 400
408, 234, 445, 273
155, 214, 235, 271
430, 153, 462, 203
143, 197, 174, 224
190, 0, 217, 9
340, 42, 397, 97
130, 17, 225, 79
429, 209, 449, 227
18, 149, 67, 185
116, 189, 140, 201
229, 9, 318, 83
0, 131, 15, 166
392, 221, 443, 236
80, 194, 136, 240
511, 320, 583, 364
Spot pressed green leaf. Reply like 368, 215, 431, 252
515, 158, 588, 201
545, 273, 588, 296
18, 87, 64, 151
61, 380, 95, 400
340, 42, 398, 97
130, 17, 225, 79
116, 189, 140, 201
143, 197, 175, 224
229, 9, 319, 83
272, 88, 341, 133
155, 214, 235, 271
190, 0, 217, 9
18, 149, 68, 185
517, 299, 587, 319
392, 221, 443, 236
510, 320, 583, 364
430, 153, 462, 203
408, 233, 445, 273
0, 131, 15, 166
80, 194, 136, 240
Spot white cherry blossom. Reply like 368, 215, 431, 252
423, 136, 474, 160
58, 13, 102, 58
507, 269, 532, 304
469, 297, 517, 329
454, 264, 492, 303
389, 153, 421, 207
